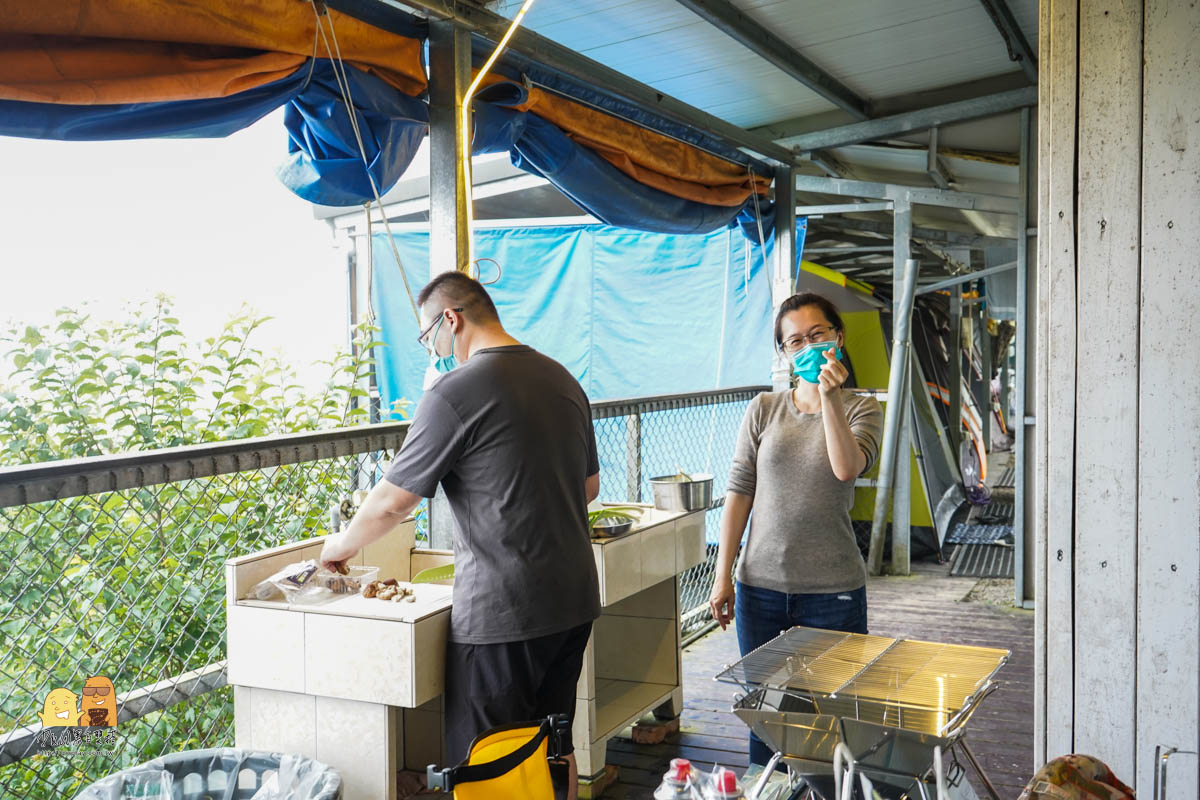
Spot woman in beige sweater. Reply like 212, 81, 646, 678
708, 291, 883, 766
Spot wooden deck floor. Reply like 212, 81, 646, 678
601, 560, 1035, 799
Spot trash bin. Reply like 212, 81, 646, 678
73, 747, 342, 800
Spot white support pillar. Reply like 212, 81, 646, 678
1037, 1, 1200, 793
890, 201, 914, 575
1135, 1, 1200, 794
772, 169, 796, 390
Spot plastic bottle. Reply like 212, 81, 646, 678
703, 767, 745, 800
653, 758, 695, 799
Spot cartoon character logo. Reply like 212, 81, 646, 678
80, 676, 118, 727
38, 688, 83, 727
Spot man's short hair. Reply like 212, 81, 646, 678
417, 272, 500, 324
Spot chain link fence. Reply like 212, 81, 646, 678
589, 386, 766, 639
0, 388, 764, 797
0, 426, 407, 799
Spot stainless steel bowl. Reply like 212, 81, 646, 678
590, 519, 633, 538
648, 473, 713, 512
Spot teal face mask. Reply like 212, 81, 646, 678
430, 316, 458, 374
791, 340, 842, 383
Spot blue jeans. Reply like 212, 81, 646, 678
734, 581, 868, 766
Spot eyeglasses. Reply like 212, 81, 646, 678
781, 325, 836, 354
416, 307, 464, 353
82, 687, 111, 696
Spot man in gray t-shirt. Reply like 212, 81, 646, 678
319, 272, 599, 798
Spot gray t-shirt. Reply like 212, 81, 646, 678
384, 345, 601, 645
728, 389, 883, 595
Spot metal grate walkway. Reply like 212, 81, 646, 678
949, 544, 1015, 578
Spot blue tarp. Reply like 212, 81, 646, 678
371, 223, 806, 537
369, 224, 796, 410
0, 64, 313, 141
277, 63, 428, 206
472, 83, 773, 237
0, 60, 429, 208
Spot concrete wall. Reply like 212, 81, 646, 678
1035, 0, 1200, 794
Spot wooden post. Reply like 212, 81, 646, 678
1038, 0, 1079, 769
1136, 1, 1200, 794
1072, 0, 1142, 776
1038, 2, 1200, 793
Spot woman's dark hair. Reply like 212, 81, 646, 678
773, 292, 845, 349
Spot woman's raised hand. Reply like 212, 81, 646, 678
817, 347, 849, 396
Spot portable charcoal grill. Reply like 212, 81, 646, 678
715, 627, 1009, 800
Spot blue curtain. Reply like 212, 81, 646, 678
368, 223, 805, 412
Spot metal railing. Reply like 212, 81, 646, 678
0, 387, 765, 797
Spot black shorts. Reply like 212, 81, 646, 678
444, 621, 592, 765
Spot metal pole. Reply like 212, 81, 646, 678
1000, 350, 1011, 435
772, 169, 797, 390
891, 200, 914, 575
916, 261, 1018, 293
867, 255, 919, 576
948, 286, 964, 456
427, 20, 471, 276
626, 413, 642, 502
978, 299, 992, 449
426, 21, 471, 550
1015, 106, 1034, 607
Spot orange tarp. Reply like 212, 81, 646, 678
0, 0, 426, 104
483, 77, 770, 208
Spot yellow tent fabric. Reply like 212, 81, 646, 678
0, 0, 426, 104
482, 76, 770, 208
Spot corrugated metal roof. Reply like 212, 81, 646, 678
491, 0, 1038, 130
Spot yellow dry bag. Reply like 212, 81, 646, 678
426, 714, 569, 800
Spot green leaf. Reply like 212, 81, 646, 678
411, 563, 455, 584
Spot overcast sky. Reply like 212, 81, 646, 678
0, 109, 349, 388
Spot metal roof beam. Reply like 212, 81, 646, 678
794, 174, 1018, 215
366, 0, 797, 167
977, 0, 1038, 83
776, 87, 1037, 153
671, 0, 870, 119
917, 260, 1017, 294
812, 217, 1016, 249
926, 128, 953, 190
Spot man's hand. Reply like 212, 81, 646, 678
817, 347, 849, 396
319, 531, 360, 574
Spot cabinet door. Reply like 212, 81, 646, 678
641, 519, 677, 588
598, 534, 642, 606
676, 511, 706, 572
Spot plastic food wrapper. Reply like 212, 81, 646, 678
74, 769, 174, 800
245, 559, 378, 605
251, 753, 339, 800
73, 748, 341, 800
735, 763, 801, 800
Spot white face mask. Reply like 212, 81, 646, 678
421, 363, 443, 391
